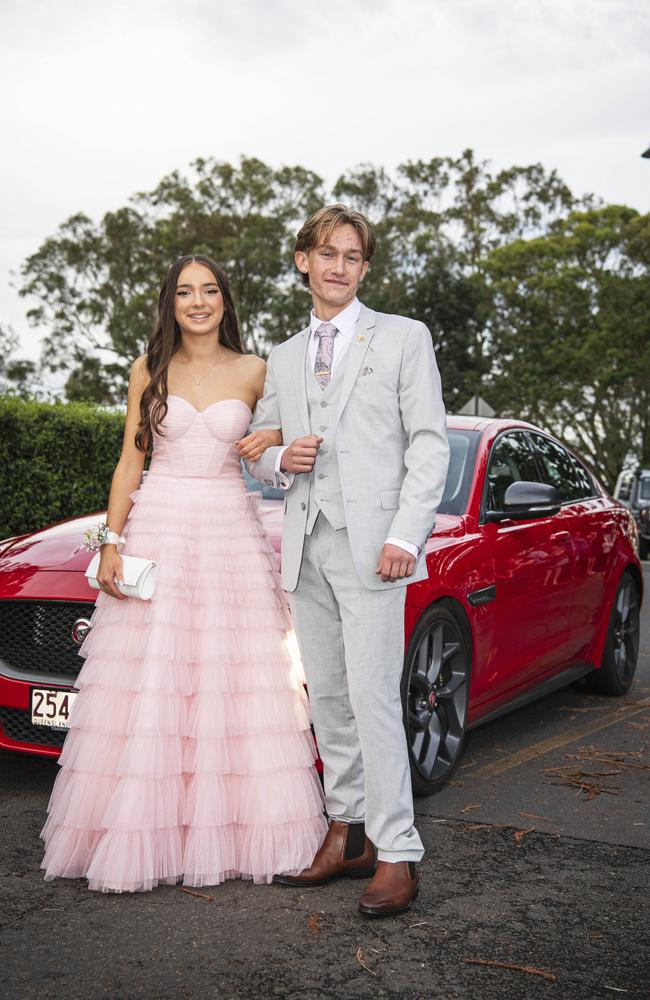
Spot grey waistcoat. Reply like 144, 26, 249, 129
305, 360, 347, 533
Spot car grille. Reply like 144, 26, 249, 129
0, 707, 68, 749
0, 600, 93, 678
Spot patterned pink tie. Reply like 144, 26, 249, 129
314, 322, 338, 389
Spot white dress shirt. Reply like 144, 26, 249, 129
273, 299, 419, 560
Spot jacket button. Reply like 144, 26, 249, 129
319, 425, 327, 432
320, 401, 328, 408
300, 502, 306, 510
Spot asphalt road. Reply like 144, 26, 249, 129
1, 564, 649, 1000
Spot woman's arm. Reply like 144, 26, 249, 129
96, 356, 149, 599
235, 427, 283, 462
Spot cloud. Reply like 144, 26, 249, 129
1, 0, 648, 362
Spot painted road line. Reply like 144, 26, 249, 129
467, 696, 650, 779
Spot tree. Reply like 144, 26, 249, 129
334, 151, 580, 409
486, 205, 650, 488
0, 325, 40, 398
19, 157, 325, 399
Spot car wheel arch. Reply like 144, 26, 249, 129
625, 562, 643, 602
401, 596, 475, 796
584, 561, 643, 670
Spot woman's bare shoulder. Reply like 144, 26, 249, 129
240, 353, 267, 372
130, 354, 150, 381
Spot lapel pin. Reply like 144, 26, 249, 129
357, 335, 365, 342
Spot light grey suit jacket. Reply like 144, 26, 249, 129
248, 304, 449, 592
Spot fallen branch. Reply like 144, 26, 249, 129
356, 947, 377, 976
514, 827, 535, 846
564, 745, 650, 772
464, 958, 556, 982
178, 887, 214, 902
464, 822, 510, 832
543, 772, 622, 799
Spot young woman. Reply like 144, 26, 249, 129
41, 254, 326, 892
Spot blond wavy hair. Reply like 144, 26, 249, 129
294, 204, 376, 287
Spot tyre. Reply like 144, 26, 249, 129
585, 570, 640, 695
401, 601, 471, 796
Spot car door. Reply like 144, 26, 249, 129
528, 432, 615, 660
481, 430, 575, 705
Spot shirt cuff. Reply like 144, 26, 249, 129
385, 536, 419, 559
274, 447, 295, 490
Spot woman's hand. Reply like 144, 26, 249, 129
235, 428, 283, 462
96, 546, 127, 600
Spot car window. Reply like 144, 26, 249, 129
639, 477, 650, 502
437, 430, 481, 516
615, 471, 633, 501
486, 432, 543, 511
530, 434, 595, 502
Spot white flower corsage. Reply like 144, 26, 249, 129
83, 523, 125, 552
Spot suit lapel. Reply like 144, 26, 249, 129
336, 304, 377, 422
292, 325, 311, 432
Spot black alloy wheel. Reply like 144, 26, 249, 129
585, 570, 640, 695
401, 601, 471, 796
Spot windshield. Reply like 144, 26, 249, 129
242, 429, 481, 513
639, 477, 650, 501
437, 429, 481, 516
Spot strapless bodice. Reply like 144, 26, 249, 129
147, 395, 252, 480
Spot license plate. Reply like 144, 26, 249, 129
30, 688, 78, 729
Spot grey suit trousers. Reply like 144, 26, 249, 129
289, 513, 424, 863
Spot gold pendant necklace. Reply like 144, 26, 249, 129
181, 356, 220, 386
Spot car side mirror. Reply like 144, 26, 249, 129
485, 481, 562, 523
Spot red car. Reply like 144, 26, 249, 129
0, 417, 642, 795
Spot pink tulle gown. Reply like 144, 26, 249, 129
41, 395, 327, 892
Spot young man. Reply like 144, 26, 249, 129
248, 205, 449, 916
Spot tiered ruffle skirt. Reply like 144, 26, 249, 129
41, 473, 327, 892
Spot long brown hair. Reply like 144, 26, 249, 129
135, 254, 243, 453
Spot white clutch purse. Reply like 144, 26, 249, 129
85, 552, 159, 601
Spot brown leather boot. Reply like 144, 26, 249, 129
357, 861, 419, 916
273, 820, 376, 887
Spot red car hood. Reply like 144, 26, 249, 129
0, 504, 460, 576
0, 500, 285, 573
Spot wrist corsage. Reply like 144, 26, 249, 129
83, 523, 125, 552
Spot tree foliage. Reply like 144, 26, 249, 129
16, 151, 650, 487
0, 324, 39, 398
486, 205, 650, 487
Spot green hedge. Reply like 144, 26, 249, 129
0, 397, 126, 540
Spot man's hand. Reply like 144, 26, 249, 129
375, 543, 416, 583
280, 435, 323, 475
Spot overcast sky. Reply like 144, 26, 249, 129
2, 0, 648, 363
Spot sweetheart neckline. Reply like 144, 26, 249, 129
167, 394, 253, 416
